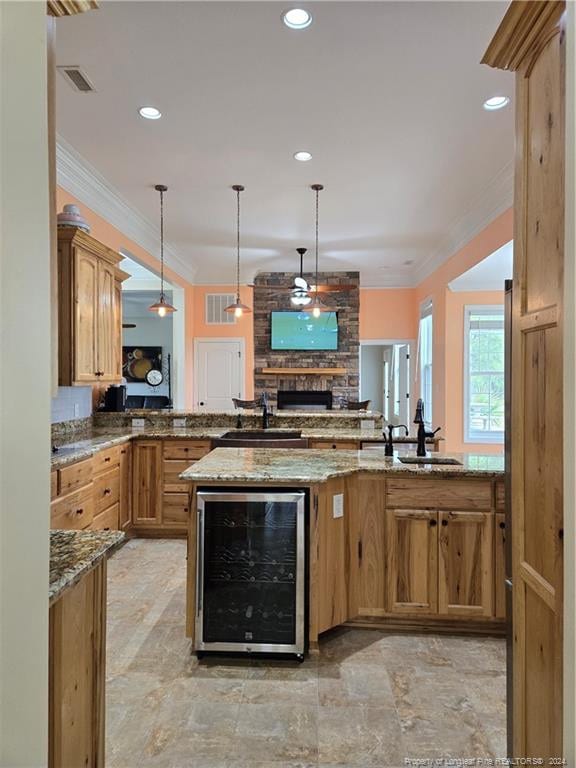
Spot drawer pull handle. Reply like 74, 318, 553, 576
75, 508, 84, 515
104, 457, 111, 463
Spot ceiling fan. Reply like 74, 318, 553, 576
256, 248, 357, 296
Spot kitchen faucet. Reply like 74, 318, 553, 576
261, 392, 270, 430
384, 424, 408, 456
414, 398, 441, 456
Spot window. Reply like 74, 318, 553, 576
464, 306, 505, 443
418, 302, 433, 426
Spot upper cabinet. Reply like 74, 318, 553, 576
58, 228, 128, 385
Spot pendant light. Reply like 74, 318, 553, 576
308, 183, 330, 318
225, 185, 252, 317
148, 184, 176, 317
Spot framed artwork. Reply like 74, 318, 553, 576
122, 346, 162, 383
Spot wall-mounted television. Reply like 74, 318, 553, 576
270, 311, 338, 351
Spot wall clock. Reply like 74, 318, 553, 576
145, 368, 164, 387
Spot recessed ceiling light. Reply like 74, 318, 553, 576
483, 96, 509, 111
294, 151, 312, 162
283, 8, 312, 29
139, 106, 162, 120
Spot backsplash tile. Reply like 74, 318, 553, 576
51, 386, 92, 424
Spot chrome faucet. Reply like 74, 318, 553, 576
385, 424, 408, 456
261, 392, 270, 430
414, 398, 441, 456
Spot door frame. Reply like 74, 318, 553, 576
359, 339, 416, 420
193, 337, 245, 411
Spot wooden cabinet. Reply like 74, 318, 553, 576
495, 512, 507, 620
119, 444, 132, 531
386, 509, 438, 615
438, 510, 493, 617
161, 440, 211, 533
316, 478, 348, 634
483, 2, 566, 758
58, 228, 128, 385
132, 441, 163, 527
49, 560, 106, 768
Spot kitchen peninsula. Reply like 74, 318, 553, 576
181, 446, 505, 656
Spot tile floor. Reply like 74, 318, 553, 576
106, 539, 507, 768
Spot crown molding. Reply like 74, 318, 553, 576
56, 136, 197, 285
411, 159, 514, 286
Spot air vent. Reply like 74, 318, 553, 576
206, 294, 236, 324
57, 66, 95, 93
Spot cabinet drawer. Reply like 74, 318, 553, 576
309, 440, 358, 450
386, 478, 492, 510
163, 460, 192, 492
163, 493, 190, 525
495, 481, 505, 510
51, 471, 59, 501
163, 441, 211, 461
59, 458, 93, 496
93, 467, 120, 515
93, 445, 121, 475
51, 486, 94, 530
91, 503, 119, 531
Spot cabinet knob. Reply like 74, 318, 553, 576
429, 519, 437, 527
104, 457, 111, 462
75, 508, 83, 515
499, 521, 506, 530
104, 488, 111, 495
441, 519, 448, 527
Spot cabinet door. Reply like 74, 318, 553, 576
96, 261, 120, 382
347, 475, 385, 618
119, 444, 132, 531
438, 510, 493, 617
494, 511, 506, 620
386, 508, 438, 615
73, 248, 99, 382
132, 441, 163, 526
316, 478, 348, 634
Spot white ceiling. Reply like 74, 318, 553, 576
449, 239, 513, 292
55, 1, 514, 287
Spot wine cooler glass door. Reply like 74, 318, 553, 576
196, 491, 305, 654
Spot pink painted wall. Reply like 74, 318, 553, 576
445, 290, 505, 454
56, 188, 196, 408
191, 285, 255, 398
359, 288, 418, 340
415, 207, 513, 453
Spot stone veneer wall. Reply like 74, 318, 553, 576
253, 271, 360, 407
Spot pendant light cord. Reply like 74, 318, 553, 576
159, 187, 165, 299
314, 186, 319, 298
236, 186, 241, 301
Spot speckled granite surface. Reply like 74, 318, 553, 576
50, 529, 125, 604
180, 447, 504, 484
50, 425, 439, 470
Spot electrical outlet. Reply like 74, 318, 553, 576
173, 418, 186, 428
333, 493, 344, 519
131, 418, 145, 429
74, 403, 80, 418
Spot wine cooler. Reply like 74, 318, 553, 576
195, 489, 307, 658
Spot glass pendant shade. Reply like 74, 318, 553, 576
224, 185, 252, 316
149, 184, 177, 317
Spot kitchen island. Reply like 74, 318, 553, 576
181, 447, 505, 654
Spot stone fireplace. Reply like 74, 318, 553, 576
253, 271, 360, 407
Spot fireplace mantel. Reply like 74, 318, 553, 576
261, 367, 347, 375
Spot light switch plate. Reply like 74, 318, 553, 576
333, 493, 344, 519
131, 418, 145, 429
173, 418, 186, 428
74, 403, 80, 418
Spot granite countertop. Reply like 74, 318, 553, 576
179, 447, 505, 484
50, 529, 125, 604
50, 426, 437, 469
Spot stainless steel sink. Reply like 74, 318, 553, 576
399, 456, 462, 465
211, 430, 308, 449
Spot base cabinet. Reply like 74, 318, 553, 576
131, 441, 163, 527
386, 509, 438, 615
494, 512, 507, 620
438, 510, 493, 617
49, 561, 106, 768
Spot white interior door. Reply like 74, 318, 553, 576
195, 340, 243, 411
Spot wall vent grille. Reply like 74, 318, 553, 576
206, 294, 236, 324
57, 66, 96, 93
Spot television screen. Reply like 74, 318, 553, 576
270, 311, 338, 351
